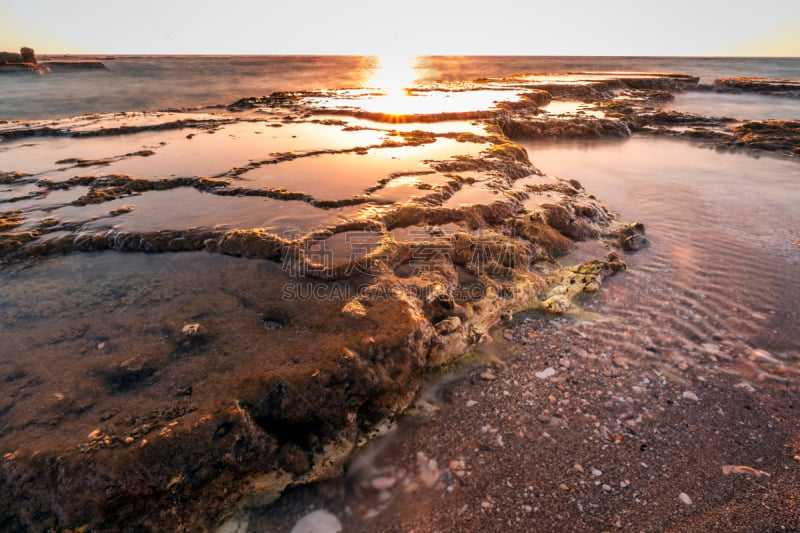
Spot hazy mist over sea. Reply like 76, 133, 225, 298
2, 55, 799, 120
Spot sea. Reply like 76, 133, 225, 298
2, 55, 800, 120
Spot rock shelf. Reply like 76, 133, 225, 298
0, 71, 795, 531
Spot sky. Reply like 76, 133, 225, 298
0, 0, 798, 56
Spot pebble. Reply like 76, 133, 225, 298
721, 465, 768, 477
480, 371, 497, 381
466, 399, 478, 407
290, 510, 342, 533
181, 323, 201, 336
417, 452, 440, 487
592, 469, 602, 477
679, 492, 693, 505
602, 484, 612, 491
620, 480, 630, 488
96, 342, 105, 350
700, 343, 721, 354
535, 367, 556, 379
216, 518, 249, 533
682, 391, 699, 401
572, 463, 584, 473
370, 476, 397, 491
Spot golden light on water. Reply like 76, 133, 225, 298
364, 54, 421, 115
367, 55, 418, 94
361, 54, 505, 117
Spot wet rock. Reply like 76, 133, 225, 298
512, 215, 575, 258
100, 354, 157, 392
542, 204, 571, 230
541, 294, 571, 314
520, 89, 552, 107
622, 234, 649, 251
496, 114, 632, 141
608, 222, 649, 251
730, 120, 800, 156
278, 442, 311, 475
435, 316, 462, 334
108, 205, 134, 216
539, 255, 625, 313
0, 211, 25, 231
712, 77, 800, 97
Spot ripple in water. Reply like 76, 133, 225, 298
524, 136, 800, 387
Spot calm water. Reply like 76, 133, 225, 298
524, 136, 800, 382
2, 55, 799, 120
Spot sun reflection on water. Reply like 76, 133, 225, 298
364, 54, 421, 115
360, 55, 512, 117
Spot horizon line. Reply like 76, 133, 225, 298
26, 52, 800, 59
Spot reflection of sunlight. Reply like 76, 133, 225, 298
367, 54, 418, 94
359, 55, 509, 117
365, 54, 420, 115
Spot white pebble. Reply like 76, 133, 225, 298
290, 510, 342, 533
679, 492, 693, 505
682, 391, 699, 401
535, 367, 556, 379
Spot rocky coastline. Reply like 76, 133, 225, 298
0, 70, 798, 531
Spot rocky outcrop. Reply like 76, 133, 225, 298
0, 47, 40, 73
43, 60, 107, 70
0, 47, 36, 65
495, 114, 632, 140
712, 77, 800, 98
0, 46, 106, 73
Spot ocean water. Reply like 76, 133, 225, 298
2, 55, 799, 120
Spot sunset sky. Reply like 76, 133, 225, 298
1, 0, 798, 57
